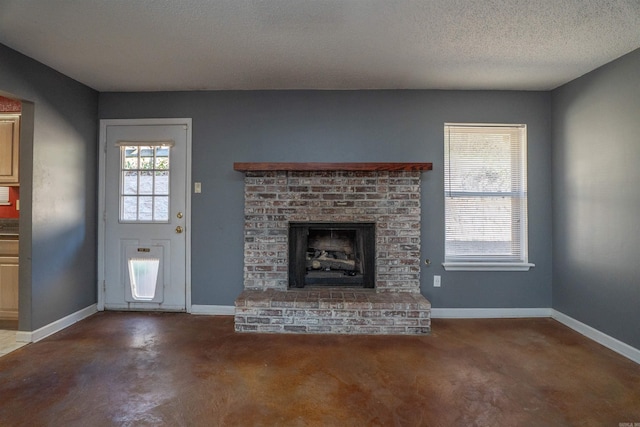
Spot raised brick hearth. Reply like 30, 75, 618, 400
235, 288, 430, 334
234, 164, 431, 335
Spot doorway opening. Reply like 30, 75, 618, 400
98, 119, 192, 313
0, 95, 21, 331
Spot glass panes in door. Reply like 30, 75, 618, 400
120, 144, 171, 222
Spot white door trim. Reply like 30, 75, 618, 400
98, 118, 192, 313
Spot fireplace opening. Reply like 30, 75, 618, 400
289, 222, 375, 288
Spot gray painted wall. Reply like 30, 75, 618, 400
3, 36, 638, 353
552, 48, 640, 349
99, 90, 553, 309
0, 44, 99, 330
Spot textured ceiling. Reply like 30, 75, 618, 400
1, 0, 639, 92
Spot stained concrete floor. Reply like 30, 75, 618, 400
0, 312, 638, 426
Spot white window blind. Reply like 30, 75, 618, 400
444, 123, 533, 271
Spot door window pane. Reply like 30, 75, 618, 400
154, 171, 169, 195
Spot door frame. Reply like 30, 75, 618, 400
97, 118, 192, 312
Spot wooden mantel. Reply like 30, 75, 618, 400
233, 162, 432, 172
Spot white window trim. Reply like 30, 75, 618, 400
444, 122, 534, 272
443, 262, 535, 272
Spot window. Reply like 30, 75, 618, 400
118, 143, 172, 222
443, 123, 534, 271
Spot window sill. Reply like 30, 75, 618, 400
442, 262, 535, 272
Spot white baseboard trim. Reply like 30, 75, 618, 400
16, 304, 98, 343
431, 308, 552, 319
190, 304, 235, 316
552, 309, 640, 365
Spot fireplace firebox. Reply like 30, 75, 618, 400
289, 222, 375, 288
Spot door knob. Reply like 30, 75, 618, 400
175, 226, 183, 234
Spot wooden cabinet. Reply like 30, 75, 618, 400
0, 257, 18, 319
0, 114, 20, 184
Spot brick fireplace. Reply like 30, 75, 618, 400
234, 162, 432, 335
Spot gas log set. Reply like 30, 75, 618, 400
307, 249, 357, 272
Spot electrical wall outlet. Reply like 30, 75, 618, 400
194, 182, 202, 193
433, 275, 441, 287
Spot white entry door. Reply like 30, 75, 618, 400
99, 119, 191, 311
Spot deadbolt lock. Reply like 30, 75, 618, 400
177, 212, 183, 219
